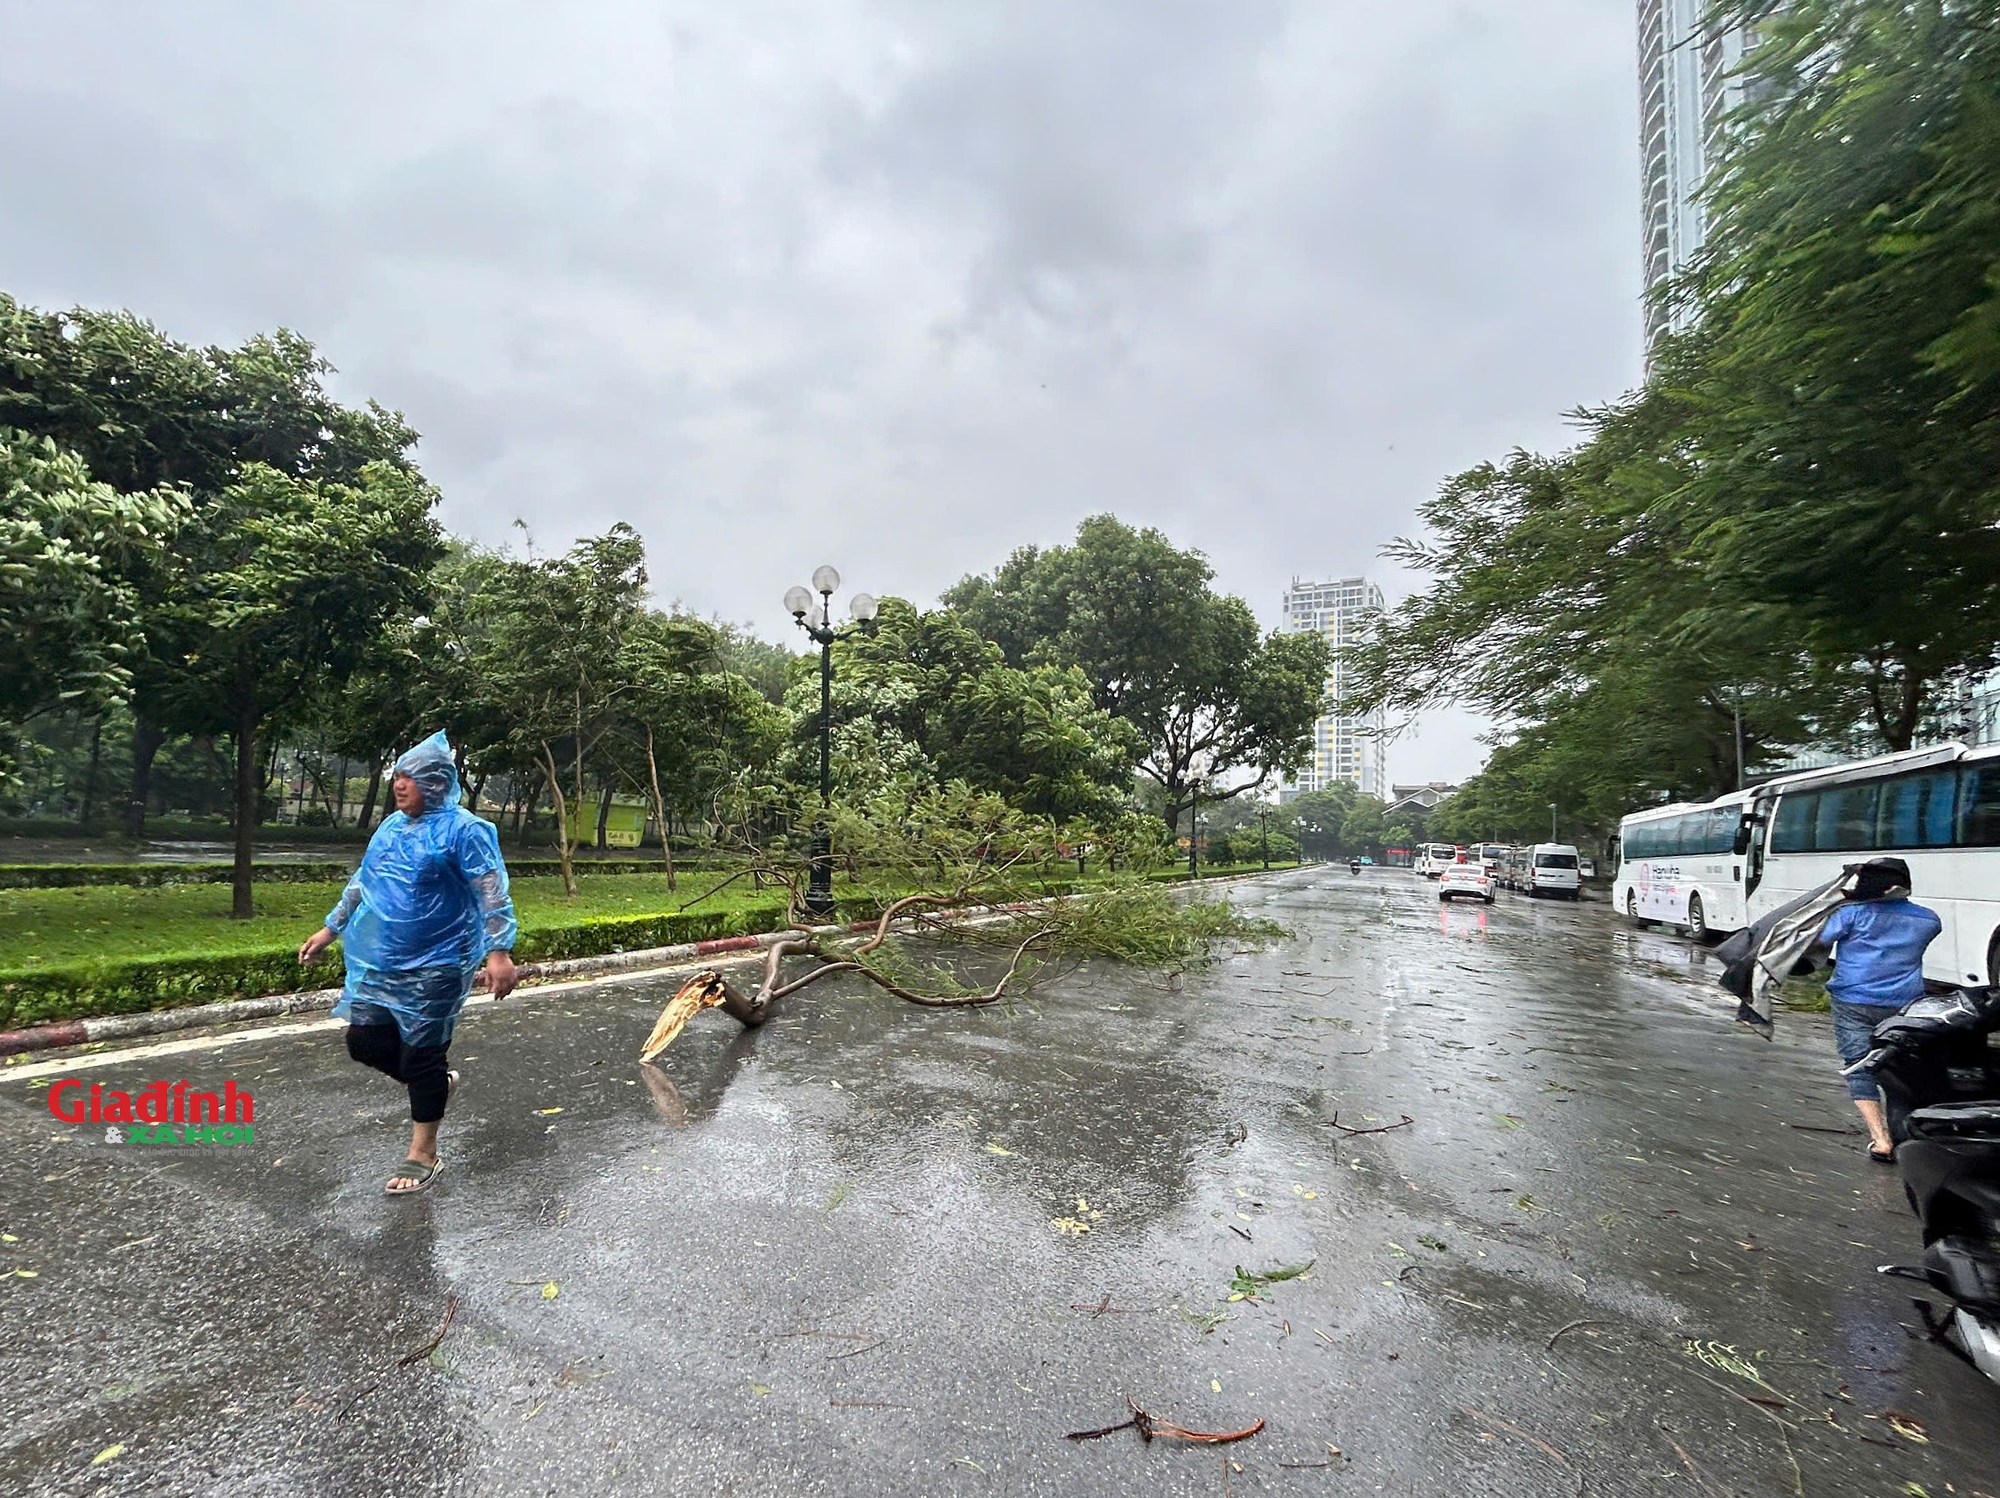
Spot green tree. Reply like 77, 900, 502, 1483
0, 430, 186, 790
945, 516, 1329, 832
0, 297, 423, 835
786, 598, 1140, 823
475, 525, 653, 896
167, 462, 443, 914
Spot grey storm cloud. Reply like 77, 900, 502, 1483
0, 0, 1642, 782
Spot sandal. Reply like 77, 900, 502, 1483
386, 1157, 444, 1195
1868, 1144, 1896, 1165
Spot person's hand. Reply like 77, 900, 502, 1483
298, 927, 336, 966
485, 949, 519, 1001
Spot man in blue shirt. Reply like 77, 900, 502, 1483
1814, 857, 1942, 1161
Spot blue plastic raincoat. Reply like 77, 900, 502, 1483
326, 733, 517, 1047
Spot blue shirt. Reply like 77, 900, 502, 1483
1818, 897, 1942, 1008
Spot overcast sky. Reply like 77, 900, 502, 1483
0, 0, 1642, 786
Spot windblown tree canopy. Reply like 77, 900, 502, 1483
944, 515, 1329, 832
1354, 0, 2000, 845
0, 431, 186, 761
787, 598, 1142, 822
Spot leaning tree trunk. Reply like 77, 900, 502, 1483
644, 725, 676, 891
124, 713, 167, 840
539, 741, 577, 897
357, 759, 384, 830
231, 684, 260, 919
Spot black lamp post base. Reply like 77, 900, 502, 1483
803, 827, 835, 919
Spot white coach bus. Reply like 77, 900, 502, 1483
1613, 790, 1756, 941
1744, 742, 2000, 989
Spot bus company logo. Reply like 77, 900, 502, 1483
46, 1079, 255, 1147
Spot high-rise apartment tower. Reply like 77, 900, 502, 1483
1638, 0, 1761, 343
1278, 576, 1386, 801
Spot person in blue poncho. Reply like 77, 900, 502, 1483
299, 732, 518, 1194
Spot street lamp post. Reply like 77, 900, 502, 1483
1548, 803, 1558, 842
785, 566, 879, 919
1259, 804, 1270, 869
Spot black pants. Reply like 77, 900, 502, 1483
345, 1024, 452, 1125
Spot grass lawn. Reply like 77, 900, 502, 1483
0, 870, 796, 975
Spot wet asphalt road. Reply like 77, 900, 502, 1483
5, 867, 2000, 1496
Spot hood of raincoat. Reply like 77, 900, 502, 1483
392, 731, 462, 813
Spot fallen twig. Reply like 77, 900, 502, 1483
1465, 1406, 1569, 1467
1327, 1112, 1414, 1136
1546, 1318, 1608, 1351
398, 1292, 460, 1367
1065, 1396, 1265, 1445
830, 1398, 911, 1410
1656, 1421, 1730, 1498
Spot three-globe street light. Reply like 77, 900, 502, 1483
786, 566, 879, 918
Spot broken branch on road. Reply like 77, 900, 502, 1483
1326, 1112, 1415, 1136
397, 1292, 459, 1367
1065, 1396, 1265, 1446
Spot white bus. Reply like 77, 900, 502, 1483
1614, 790, 1755, 940
1469, 842, 1512, 878
1415, 842, 1458, 878
1745, 742, 2000, 989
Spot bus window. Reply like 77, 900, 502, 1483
1814, 782, 1878, 851
1878, 771, 1957, 849
1771, 793, 1815, 853
1958, 765, 2000, 846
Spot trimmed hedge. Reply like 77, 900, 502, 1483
0, 856, 738, 891
0, 862, 356, 891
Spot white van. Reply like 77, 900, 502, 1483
1522, 843, 1582, 899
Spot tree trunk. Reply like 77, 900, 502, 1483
78, 718, 104, 826
645, 725, 677, 891
231, 688, 259, 919
540, 741, 577, 897
595, 771, 613, 850
469, 769, 489, 815
334, 754, 349, 824
124, 714, 166, 839
357, 760, 384, 829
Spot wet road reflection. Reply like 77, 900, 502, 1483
3, 867, 1997, 1495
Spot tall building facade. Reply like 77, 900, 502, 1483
1278, 576, 1387, 801
1638, 0, 1760, 343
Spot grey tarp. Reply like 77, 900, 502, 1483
1714, 871, 1854, 1038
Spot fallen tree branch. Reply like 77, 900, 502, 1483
398, 1292, 459, 1367
1326, 1112, 1415, 1136
1065, 1396, 1265, 1446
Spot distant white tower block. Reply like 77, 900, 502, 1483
1277, 576, 1386, 802
1638, 0, 1760, 344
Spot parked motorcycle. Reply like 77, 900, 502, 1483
1845, 987, 2000, 1382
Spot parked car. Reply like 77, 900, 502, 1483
1438, 862, 1495, 904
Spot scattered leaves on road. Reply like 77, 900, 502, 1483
540, 1281, 560, 1301
90, 1445, 124, 1467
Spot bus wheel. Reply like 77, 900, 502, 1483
1988, 930, 2000, 988
1625, 891, 1644, 928
1685, 894, 1709, 944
